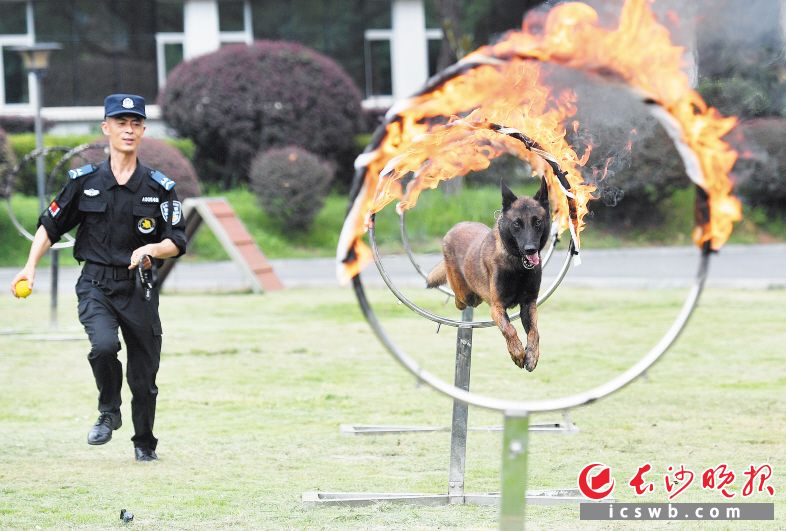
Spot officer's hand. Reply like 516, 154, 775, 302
129, 247, 153, 270
10, 269, 34, 298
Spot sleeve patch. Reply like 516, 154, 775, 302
160, 200, 182, 224
48, 200, 61, 217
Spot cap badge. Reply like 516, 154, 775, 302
122, 97, 134, 109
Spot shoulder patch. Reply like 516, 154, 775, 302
68, 164, 97, 180
149, 170, 176, 191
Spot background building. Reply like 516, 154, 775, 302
2, 0, 782, 134
0, 0, 450, 132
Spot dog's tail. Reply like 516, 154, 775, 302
426, 261, 447, 288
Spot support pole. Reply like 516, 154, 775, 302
500, 411, 530, 530
31, 71, 58, 328
448, 307, 473, 502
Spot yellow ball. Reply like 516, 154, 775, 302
15, 279, 32, 298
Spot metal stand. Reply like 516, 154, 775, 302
340, 306, 578, 437
303, 308, 584, 508
449, 308, 474, 502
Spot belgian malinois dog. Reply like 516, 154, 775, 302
427, 180, 550, 371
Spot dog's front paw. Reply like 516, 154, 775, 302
523, 346, 540, 372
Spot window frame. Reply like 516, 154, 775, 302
155, 31, 185, 88
0, 0, 34, 108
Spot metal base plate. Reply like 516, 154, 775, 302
340, 421, 579, 435
303, 489, 594, 507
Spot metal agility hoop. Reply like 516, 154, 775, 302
346, 68, 718, 412
3, 143, 105, 250
4, 146, 76, 249
356, 121, 711, 406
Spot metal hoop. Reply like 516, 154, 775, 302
4, 146, 76, 249
345, 47, 721, 417
371, 213, 574, 329
353, 246, 710, 413
3, 143, 106, 249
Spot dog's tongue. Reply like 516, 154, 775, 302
525, 253, 540, 267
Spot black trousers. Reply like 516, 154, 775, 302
76, 264, 162, 450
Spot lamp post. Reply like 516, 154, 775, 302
11, 43, 62, 327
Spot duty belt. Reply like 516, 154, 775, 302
83, 261, 135, 281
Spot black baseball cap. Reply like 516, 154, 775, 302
104, 94, 146, 119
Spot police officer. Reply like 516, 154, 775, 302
9, 94, 187, 462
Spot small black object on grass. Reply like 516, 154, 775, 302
120, 508, 134, 523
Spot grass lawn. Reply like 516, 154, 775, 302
3, 186, 783, 267
0, 286, 785, 529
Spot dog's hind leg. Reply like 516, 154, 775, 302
519, 300, 540, 372
426, 261, 447, 288
445, 264, 476, 310
490, 302, 527, 369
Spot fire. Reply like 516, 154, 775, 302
337, 0, 742, 282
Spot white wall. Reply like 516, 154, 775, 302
390, 0, 429, 99
183, 0, 220, 60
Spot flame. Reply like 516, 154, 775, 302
338, 0, 742, 282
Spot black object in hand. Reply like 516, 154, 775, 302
136, 254, 156, 301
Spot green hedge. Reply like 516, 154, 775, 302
5, 134, 196, 196
9, 133, 195, 162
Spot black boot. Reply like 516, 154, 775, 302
87, 412, 121, 445
134, 447, 158, 462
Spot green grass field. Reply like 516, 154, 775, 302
1, 286, 784, 529
3, 185, 783, 267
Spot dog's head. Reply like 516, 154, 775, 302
499, 179, 550, 269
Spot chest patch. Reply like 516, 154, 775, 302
84, 188, 100, 197
160, 200, 182, 224
141, 196, 159, 203
137, 217, 156, 234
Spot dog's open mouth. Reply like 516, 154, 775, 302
522, 252, 540, 270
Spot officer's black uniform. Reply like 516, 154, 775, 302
38, 159, 187, 453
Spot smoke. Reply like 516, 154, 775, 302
527, 0, 785, 220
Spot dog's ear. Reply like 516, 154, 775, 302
534, 176, 549, 212
501, 180, 517, 212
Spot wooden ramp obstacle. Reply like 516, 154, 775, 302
157, 197, 283, 293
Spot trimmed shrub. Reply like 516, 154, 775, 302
71, 137, 202, 201
249, 146, 334, 233
159, 40, 362, 189
729, 118, 786, 216
0, 127, 18, 198
0, 115, 54, 134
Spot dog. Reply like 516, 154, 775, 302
426, 179, 550, 371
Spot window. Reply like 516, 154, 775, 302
155, 0, 185, 87
218, 0, 245, 32
251, 0, 392, 100
33, 0, 158, 106
0, 2, 27, 35
157, 0, 184, 33
364, 30, 392, 98
363, 27, 443, 99
0, 0, 33, 106
218, 0, 251, 46
2, 47, 28, 104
